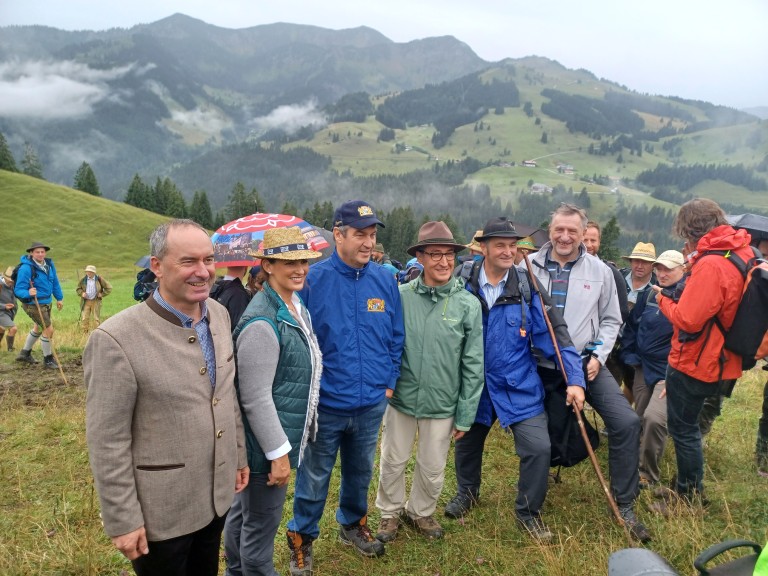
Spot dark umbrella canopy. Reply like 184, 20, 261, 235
728, 213, 768, 243
134, 255, 151, 269
211, 213, 333, 269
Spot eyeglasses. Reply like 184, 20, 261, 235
422, 251, 456, 262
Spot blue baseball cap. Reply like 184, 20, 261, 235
333, 200, 384, 229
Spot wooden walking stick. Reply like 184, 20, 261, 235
30, 282, 69, 386
521, 252, 633, 546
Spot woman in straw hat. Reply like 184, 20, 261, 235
224, 227, 323, 576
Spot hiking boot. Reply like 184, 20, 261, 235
6, 335, 14, 351
16, 349, 38, 364
618, 504, 652, 543
375, 516, 400, 543
517, 515, 553, 542
43, 355, 59, 370
444, 492, 478, 519
286, 530, 313, 576
339, 516, 384, 557
404, 514, 443, 539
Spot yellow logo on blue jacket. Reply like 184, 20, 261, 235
367, 298, 385, 312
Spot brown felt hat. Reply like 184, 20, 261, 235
407, 221, 466, 257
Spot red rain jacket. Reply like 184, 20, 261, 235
658, 225, 753, 383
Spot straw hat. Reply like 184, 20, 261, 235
517, 237, 536, 251
252, 227, 323, 260
466, 229, 484, 252
407, 221, 466, 256
3, 266, 14, 281
85, 265, 97, 274
622, 242, 657, 262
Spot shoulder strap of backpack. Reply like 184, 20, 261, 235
518, 268, 532, 305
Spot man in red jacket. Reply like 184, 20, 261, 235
654, 198, 753, 500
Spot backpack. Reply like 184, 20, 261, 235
539, 365, 600, 473
133, 268, 157, 302
699, 247, 768, 370
11, 260, 44, 304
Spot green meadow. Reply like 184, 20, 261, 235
1, 172, 767, 574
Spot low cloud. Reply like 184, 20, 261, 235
0, 60, 147, 119
250, 101, 327, 134
169, 107, 230, 135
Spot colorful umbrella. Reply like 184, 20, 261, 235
211, 213, 333, 268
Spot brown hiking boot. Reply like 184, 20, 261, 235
375, 516, 400, 543
16, 349, 38, 364
404, 514, 444, 539
339, 515, 384, 557
286, 530, 313, 576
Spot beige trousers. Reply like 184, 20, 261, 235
375, 404, 455, 519
80, 298, 102, 328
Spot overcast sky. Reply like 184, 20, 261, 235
2, 0, 766, 110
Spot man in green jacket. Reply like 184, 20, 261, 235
375, 221, 483, 542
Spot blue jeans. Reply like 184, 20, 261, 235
665, 366, 725, 495
287, 398, 387, 539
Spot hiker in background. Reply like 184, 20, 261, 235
654, 198, 753, 504
224, 227, 323, 576
513, 236, 536, 265
84, 219, 248, 575
13, 242, 63, 369
375, 222, 483, 543
583, 221, 629, 323
609, 242, 657, 404
77, 265, 112, 332
210, 266, 251, 331
619, 250, 686, 489
0, 266, 18, 351
246, 265, 267, 296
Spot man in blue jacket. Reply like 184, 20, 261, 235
444, 217, 585, 541
14, 242, 64, 368
286, 200, 404, 575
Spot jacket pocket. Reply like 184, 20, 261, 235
136, 463, 185, 471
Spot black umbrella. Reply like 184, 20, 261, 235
727, 213, 768, 243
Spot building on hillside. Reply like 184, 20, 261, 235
557, 163, 575, 174
522, 160, 537, 167
529, 183, 553, 194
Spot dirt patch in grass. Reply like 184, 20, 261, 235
0, 354, 84, 406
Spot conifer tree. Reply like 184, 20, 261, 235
189, 190, 214, 229
227, 182, 251, 221
600, 217, 622, 263
73, 162, 101, 196
0, 132, 18, 172
20, 142, 43, 179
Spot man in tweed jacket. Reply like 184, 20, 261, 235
84, 220, 249, 576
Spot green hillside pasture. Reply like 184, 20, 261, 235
1, 339, 766, 575
0, 170, 168, 281
685, 180, 768, 211
659, 122, 768, 168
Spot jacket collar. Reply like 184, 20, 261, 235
330, 250, 371, 278
410, 274, 463, 302
145, 291, 211, 327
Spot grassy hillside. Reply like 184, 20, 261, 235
0, 170, 168, 283
280, 60, 767, 218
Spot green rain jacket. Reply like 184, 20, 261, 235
389, 274, 484, 431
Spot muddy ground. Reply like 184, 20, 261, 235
0, 353, 85, 406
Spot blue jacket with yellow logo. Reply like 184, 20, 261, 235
301, 251, 404, 415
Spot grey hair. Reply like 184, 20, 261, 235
334, 225, 350, 236
551, 203, 588, 230
150, 219, 208, 259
